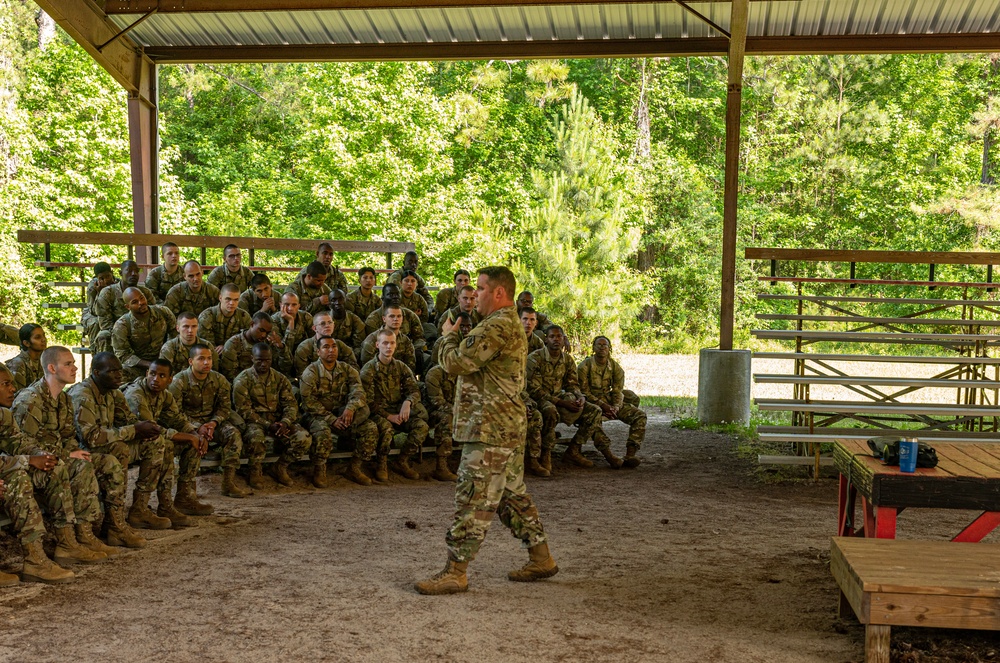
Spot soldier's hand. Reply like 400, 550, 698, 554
600, 403, 615, 418
440, 315, 457, 335
28, 453, 57, 472
215, 344, 225, 355
262, 297, 276, 313
387, 413, 402, 425
198, 422, 216, 440
197, 434, 209, 456
174, 432, 200, 450
335, 409, 355, 429
135, 420, 162, 439
267, 331, 284, 348
69, 449, 91, 462
319, 294, 330, 305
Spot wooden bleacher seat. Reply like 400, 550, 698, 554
752, 329, 1000, 343
753, 374, 1000, 388
757, 313, 1000, 327
756, 426, 1000, 444
756, 399, 999, 418
753, 352, 1000, 365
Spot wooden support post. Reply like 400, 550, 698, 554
928, 263, 936, 291
719, 0, 749, 351
988, 264, 993, 292
865, 624, 891, 663
386, 253, 393, 270
850, 262, 856, 288
769, 259, 776, 285
248, 248, 255, 267
128, 59, 158, 269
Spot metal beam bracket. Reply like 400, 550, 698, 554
98, 9, 156, 52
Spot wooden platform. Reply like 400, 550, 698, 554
831, 537, 1000, 663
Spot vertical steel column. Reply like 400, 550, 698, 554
128, 58, 158, 269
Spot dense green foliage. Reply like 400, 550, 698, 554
4, 1, 1000, 350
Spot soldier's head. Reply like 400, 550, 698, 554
329, 289, 347, 317
41, 346, 76, 386
477, 267, 516, 317
545, 325, 565, 354
453, 269, 471, 289
519, 307, 538, 336
458, 285, 476, 313
304, 261, 328, 289
121, 260, 140, 288
94, 262, 114, 288
376, 329, 396, 362
188, 344, 213, 377
251, 342, 272, 376
358, 267, 376, 291
146, 359, 173, 394
382, 305, 403, 332
0, 364, 16, 408
122, 287, 149, 316
91, 352, 124, 392
251, 273, 272, 301
280, 292, 300, 318
317, 335, 339, 367
248, 312, 272, 342
316, 243, 334, 268
18, 323, 46, 355
399, 270, 418, 297
403, 250, 419, 272
455, 311, 473, 336
593, 336, 611, 361
176, 311, 199, 345
223, 244, 242, 272
516, 291, 533, 310
183, 260, 204, 291
312, 310, 335, 338
219, 284, 240, 315
381, 283, 401, 307
161, 242, 180, 269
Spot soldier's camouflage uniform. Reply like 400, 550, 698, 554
422, 364, 456, 459
526, 348, 604, 455
198, 305, 252, 349
359, 357, 428, 458
523, 389, 544, 460
81, 277, 107, 348
437, 306, 481, 335
578, 355, 646, 449
345, 288, 380, 322
167, 369, 242, 479
386, 269, 434, 311
434, 287, 458, 323
300, 360, 378, 462
0, 324, 19, 346
163, 281, 221, 319
111, 305, 177, 381
331, 311, 367, 359
359, 329, 416, 375
534, 311, 553, 331
293, 336, 358, 377
12, 378, 124, 518
238, 288, 275, 316
0, 453, 48, 544
399, 290, 430, 323
159, 336, 219, 376
284, 280, 331, 315
123, 377, 200, 496
526, 332, 544, 354
145, 265, 184, 303
206, 265, 254, 293
296, 264, 348, 293
437, 305, 547, 564
93, 283, 157, 354
232, 367, 311, 464
364, 306, 427, 352
7, 351, 42, 393
68, 376, 164, 493
270, 310, 313, 376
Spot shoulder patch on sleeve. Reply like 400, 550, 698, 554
466, 337, 476, 348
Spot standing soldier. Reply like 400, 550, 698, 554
168, 344, 250, 498
415, 266, 556, 595
422, 363, 458, 482
360, 330, 429, 481
578, 336, 646, 468
300, 336, 378, 487
160, 312, 219, 376
345, 267, 380, 321
93, 261, 156, 354
206, 244, 254, 293
386, 250, 434, 314
293, 310, 359, 376
198, 283, 252, 354
285, 261, 332, 315
434, 269, 470, 324
81, 262, 114, 349
239, 273, 278, 317
329, 289, 367, 361
111, 288, 176, 382
219, 312, 277, 382
8, 324, 45, 393
232, 343, 311, 488
164, 261, 221, 319
271, 292, 312, 377
359, 305, 417, 374
145, 242, 184, 302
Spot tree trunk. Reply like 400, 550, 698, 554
36, 10, 56, 51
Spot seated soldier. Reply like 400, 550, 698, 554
386, 250, 434, 316
295, 242, 348, 292
13, 346, 138, 554
526, 325, 612, 470
329, 289, 366, 361
437, 285, 481, 335
168, 344, 250, 498
294, 309, 359, 376
434, 269, 470, 324
399, 270, 429, 324
345, 266, 380, 321
578, 336, 646, 468
363, 283, 426, 355
111, 287, 176, 382
233, 343, 311, 488
207, 244, 254, 293
93, 261, 156, 354
300, 336, 379, 487
220, 312, 278, 382
429, 311, 472, 368
421, 363, 459, 482
0, 364, 77, 583
359, 305, 417, 374
519, 307, 545, 354
8, 323, 45, 392
286, 261, 332, 315
522, 387, 548, 477
124, 360, 209, 526
68, 352, 166, 533
239, 272, 278, 317
164, 261, 221, 319
271, 292, 312, 378
160, 311, 219, 376
145, 242, 184, 303
360, 329, 429, 481
516, 291, 553, 331
81, 262, 114, 349
199, 283, 252, 355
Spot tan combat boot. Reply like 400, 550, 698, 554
128, 490, 172, 530
415, 559, 469, 595
0, 569, 17, 586
174, 481, 214, 516
246, 462, 266, 490
374, 455, 389, 483
563, 443, 594, 468
431, 456, 458, 482
20, 539, 74, 584
622, 444, 641, 468
344, 457, 372, 486
393, 453, 420, 480
105, 507, 147, 549
526, 456, 550, 478
540, 449, 553, 472
311, 462, 328, 489
157, 490, 194, 529
271, 461, 294, 487
75, 521, 123, 558
54, 525, 107, 564
222, 467, 252, 498
508, 542, 559, 582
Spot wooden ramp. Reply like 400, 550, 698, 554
831, 537, 1000, 662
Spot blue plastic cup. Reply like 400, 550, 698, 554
898, 438, 918, 473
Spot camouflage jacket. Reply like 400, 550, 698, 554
238, 288, 275, 316
0, 406, 45, 457
145, 265, 184, 303
331, 311, 367, 353
95, 283, 157, 332
437, 306, 481, 334
219, 332, 258, 382
167, 368, 232, 424
385, 269, 433, 309
232, 367, 298, 428
345, 288, 380, 321
434, 287, 458, 321
6, 350, 42, 393
67, 377, 138, 450
439, 305, 526, 448
206, 264, 254, 293
271, 310, 313, 374
198, 305, 252, 348
284, 280, 331, 315
359, 357, 421, 418
293, 336, 358, 377
526, 347, 584, 405
123, 376, 197, 440
423, 364, 456, 413
577, 355, 626, 409
527, 332, 544, 354
12, 378, 80, 460
364, 305, 426, 351
159, 336, 220, 376
399, 290, 429, 322
163, 281, 221, 319
296, 264, 348, 293
299, 360, 365, 419
359, 329, 416, 374
112, 305, 177, 369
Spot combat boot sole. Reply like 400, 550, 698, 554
508, 558, 559, 582
21, 563, 73, 584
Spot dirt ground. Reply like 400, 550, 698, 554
0, 412, 997, 663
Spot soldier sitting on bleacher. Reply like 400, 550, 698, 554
93, 261, 156, 354
295, 242, 348, 293
160, 312, 218, 376
293, 309, 359, 376
286, 261, 332, 315
360, 305, 417, 375
7, 324, 45, 393
433, 269, 470, 325
519, 307, 545, 353
271, 292, 312, 378
145, 242, 183, 303
81, 262, 114, 348
206, 244, 254, 293
345, 266, 380, 321
578, 336, 646, 469
198, 283, 252, 355
386, 250, 434, 317
437, 285, 481, 335
329, 289, 366, 362
219, 312, 276, 382
164, 261, 220, 319
111, 288, 176, 382
239, 272, 277, 317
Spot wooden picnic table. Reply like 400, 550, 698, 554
833, 439, 1000, 541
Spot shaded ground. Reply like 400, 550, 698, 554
0, 412, 996, 662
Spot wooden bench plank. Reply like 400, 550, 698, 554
753, 330, 1000, 342
759, 276, 995, 288
746, 247, 1000, 266
758, 294, 1000, 306
753, 374, 1000, 388
758, 426, 1000, 440
753, 352, 1000, 365
757, 399, 1000, 417
42, 302, 84, 309
757, 313, 1000, 327
759, 433, 1000, 445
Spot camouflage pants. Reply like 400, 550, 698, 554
524, 407, 544, 459
183, 420, 242, 479
371, 402, 429, 456
428, 409, 454, 458
82, 312, 101, 348
612, 403, 647, 448
69, 454, 125, 510
156, 435, 201, 494
26, 462, 80, 527
623, 389, 640, 408
242, 422, 312, 464
92, 330, 112, 354
445, 442, 547, 564
91, 437, 165, 493
305, 405, 379, 462
0, 466, 47, 543
538, 400, 602, 450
